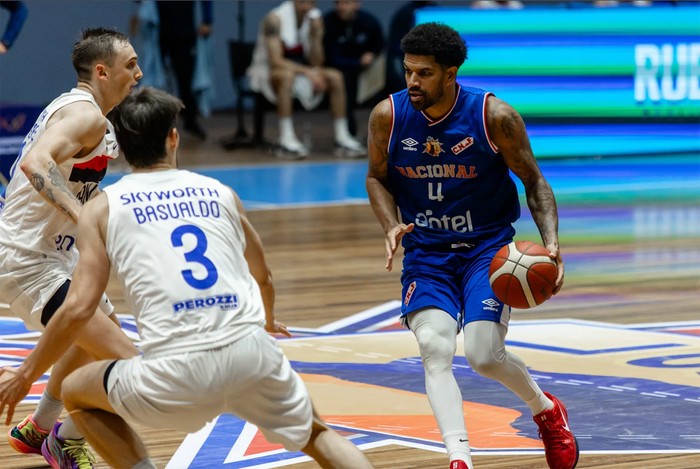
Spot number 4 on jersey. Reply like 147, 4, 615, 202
428, 182, 444, 202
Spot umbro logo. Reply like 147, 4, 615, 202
482, 298, 500, 308
401, 137, 419, 151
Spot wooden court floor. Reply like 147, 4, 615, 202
1, 111, 698, 468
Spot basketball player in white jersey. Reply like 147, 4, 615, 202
0, 87, 375, 469
0, 28, 142, 466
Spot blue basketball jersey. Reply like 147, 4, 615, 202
387, 85, 520, 249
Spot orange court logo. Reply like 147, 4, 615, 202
3, 304, 700, 468
423, 136, 445, 157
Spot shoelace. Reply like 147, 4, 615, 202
62, 439, 97, 468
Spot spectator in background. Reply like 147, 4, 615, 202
385, 1, 436, 96
155, 0, 212, 140
247, 0, 366, 159
0, 1, 28, 54
323, 0, 384, 138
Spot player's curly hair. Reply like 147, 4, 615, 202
400, 22, 467, 69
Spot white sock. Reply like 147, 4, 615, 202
444, 430, 473, 465
132, 458, 157, 469
528, 392, 554, 416
334, 118, 353, 143
57, 416, 83, 441
278, 117, 298, 142
33, 390, 63, 431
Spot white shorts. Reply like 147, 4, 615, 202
0, 245, 113, 331
249, 65, 325, 111
106, 328, 313, 450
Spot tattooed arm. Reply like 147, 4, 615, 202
19, 101, 106, 224
486, 95, 564, 292
366, 99, 413, 271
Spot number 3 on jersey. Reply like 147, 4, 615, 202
171, 224, 219, 289
428, 182, 444, 202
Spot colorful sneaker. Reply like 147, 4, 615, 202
534, 392, 579, 469
450, 460, 470, 469
7, 414, 51, 455
41, 422, 96, 469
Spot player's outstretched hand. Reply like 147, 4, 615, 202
0, 367, 31, 425
265, 320, 292, 338
385, 223, 414, 271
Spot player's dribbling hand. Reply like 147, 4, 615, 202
265, 320, 292, 338
545, 242, 565, 294
385, 223, 414, 272
0, 367, 31, 425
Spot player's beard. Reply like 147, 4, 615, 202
409, 86, 444, 112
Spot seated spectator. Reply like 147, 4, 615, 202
323, 0, 385, 137
247, 0, 366, 159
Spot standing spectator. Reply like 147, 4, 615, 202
323, 0, 384, 137
247, 0, 366, 159
0, 1, 28, 54
156, 0, 212, 140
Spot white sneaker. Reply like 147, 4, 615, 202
276, 139, 309, 160
334, 137, 367, 159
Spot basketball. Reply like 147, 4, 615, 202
488, 241, 558, 309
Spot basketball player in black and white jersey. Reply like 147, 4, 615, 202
0, 87, 375, 469
0, 28, 142, 466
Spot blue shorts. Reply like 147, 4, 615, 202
399, 236, 513, 330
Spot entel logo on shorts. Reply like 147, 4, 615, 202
404, 281, 417, 306
401, 138, 419, 151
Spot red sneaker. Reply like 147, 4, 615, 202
450, 460, 470, 469
534, 392, 579, 469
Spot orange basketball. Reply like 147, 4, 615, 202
488, 241, 557, 309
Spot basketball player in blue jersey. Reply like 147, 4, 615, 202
0, 87, 375, 469
366, 23, 578, 469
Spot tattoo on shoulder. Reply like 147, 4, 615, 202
369, 118, 387, 149
499, 112, 517, 141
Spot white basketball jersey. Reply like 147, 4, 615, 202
104, 169, 265, 357
0, 88, 119, 267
